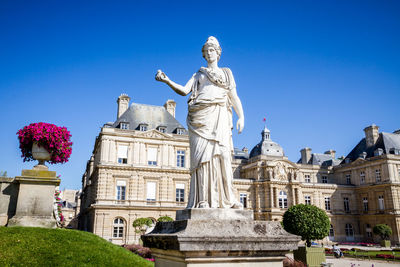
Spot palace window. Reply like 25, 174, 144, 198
117, 145, 128, 164
113, 218, 124, 238
378, 195, 384, 211
345, 223, 354, 237
322, 175, 328, 184
147, 147, 157, 166
325, 197, 331, 211
366, 224, 372, 238
346, 174, 351, 185
240, 193, 247, 208
146, 182, 156, 201
116, 181, 126, 200
157, 126, 166, 133
304, 195, 311, 205
120, 122, 129, 130
278, 191, 288, 209
363, 197, 368, 212
360, 171, 365, 184
375, 169, 381, 182
139, 123, 148, 131
176, 128, 185, 135
344, 197, 350, 212
176, 183, 185, 202
177, 150, 185, 168
329, 224, 334, 238
304, 174, 311, 183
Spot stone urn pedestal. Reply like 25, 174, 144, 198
142, 209, 300, 267
8, 168, 60, 228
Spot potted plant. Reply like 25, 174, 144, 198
17, 122, 72, 169
283, 204, 330, 267
373, 224, 392, 248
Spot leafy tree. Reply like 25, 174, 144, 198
132, 218, 153, 235
373, 224, 392, 240
282, 204, 330, 247
157, 216, 173, 222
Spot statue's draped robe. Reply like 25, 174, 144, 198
186, 67, 237, 208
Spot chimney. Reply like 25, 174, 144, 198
364, 124, 379, 147
117, 94, 130, 119
300, 148, 312, 164
324, 149, 336, 159
164, 99, 176, 118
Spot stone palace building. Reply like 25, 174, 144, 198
78, 94, 400, 245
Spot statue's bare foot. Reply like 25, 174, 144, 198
197, 201, 210, 208
231, 203, 243, 209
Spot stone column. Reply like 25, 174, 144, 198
8, 168, 60, 228
268, 184, 273, 208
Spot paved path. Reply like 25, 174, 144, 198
325, 257, 400, 267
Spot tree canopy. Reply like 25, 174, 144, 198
282, 204, 330, 247
373, 224, 392, 240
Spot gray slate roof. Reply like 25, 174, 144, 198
250, 127, 284, 158
234, 148, 249, 160
112, 103, 187, 134
342, 132, 400, 163
296, 153, 341, 166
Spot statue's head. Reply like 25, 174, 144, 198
202, 36, 222, 61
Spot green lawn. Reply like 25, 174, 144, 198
344, 249, 400, 260
0, 226, 154, 267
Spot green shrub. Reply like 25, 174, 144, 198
133, 217, 153, 234
282, 204, 330, 247
157, 216, 173, 222
373, 224, 392, 240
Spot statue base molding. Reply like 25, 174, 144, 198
143, 209, 300, 267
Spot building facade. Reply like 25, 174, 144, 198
79, 94, 400, 245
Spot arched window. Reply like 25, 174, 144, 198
345, 223, 354, 237
113, 218, 125, 238
278, 191, 288, 209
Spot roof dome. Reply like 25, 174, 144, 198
249, 127, 284, 158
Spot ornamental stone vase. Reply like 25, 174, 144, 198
32, 142, 51, 170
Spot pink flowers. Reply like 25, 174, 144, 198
17, 122, 72, 164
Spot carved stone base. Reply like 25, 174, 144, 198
7, 169, 60, 228
143, 209, 300, 267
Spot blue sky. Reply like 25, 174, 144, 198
0, 1, 399, 190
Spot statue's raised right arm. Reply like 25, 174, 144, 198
155, 70, 193, 96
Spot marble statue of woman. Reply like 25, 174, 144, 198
155, 36, 245, 209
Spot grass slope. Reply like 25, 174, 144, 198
0, 227, 153, 267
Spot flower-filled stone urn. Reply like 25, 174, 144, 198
32, 142, 52, 169
17, 122, 73, 170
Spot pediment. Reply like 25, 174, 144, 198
351, 157, 366, 166
267, 159, 299, 170
135, 129, 171, 140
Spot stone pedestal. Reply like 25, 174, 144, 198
8, 169, 60, 228
143, 209, 300, 267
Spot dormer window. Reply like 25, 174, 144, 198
176, 128, 185, 135
120, 122, 129, 130
139, 123, 148, 132
157, 126, 167, 133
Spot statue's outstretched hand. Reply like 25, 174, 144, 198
155, 70, 169, 83
236, 117, 244, 134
